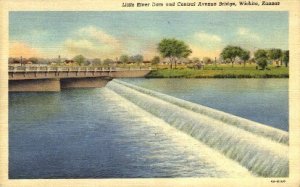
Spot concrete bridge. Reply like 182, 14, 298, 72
9, 66, 151, 92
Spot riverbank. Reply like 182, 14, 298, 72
146, 66, 289, 78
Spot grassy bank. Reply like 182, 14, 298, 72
146, 65, 289, 78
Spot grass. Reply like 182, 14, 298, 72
146, 64, 289, 78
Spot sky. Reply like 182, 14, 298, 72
9, 11, 288, 60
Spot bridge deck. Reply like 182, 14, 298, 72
9, 66, 151, 80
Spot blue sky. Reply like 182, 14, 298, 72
9, 11, 288, 59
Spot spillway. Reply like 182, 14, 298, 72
107, 79, 289, 177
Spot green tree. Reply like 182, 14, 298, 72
157, 38, 192, 69
282, 50, 289, 67
92, 58, 102, 66
72, 55, 86, 66
151, 56, 160, 68
220, 45, 243, 67
268, 48, 282, 66
120, 55, 129, 64
254, 49, 268, 59
130, 55, 144, 65
103, 58, 114, 66
240, 50, 250, 67
254, 49, 268, 70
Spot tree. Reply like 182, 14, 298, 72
72, 55, 86, 66
37, 58, 49, 64
120, 55, 129, 64
240, 50, 250, 67
130, 55, 144, 65
254, 49, 268, 59
220, 45, 243, 67
268, 48, 282, 66
157, 38, 192, 69
92, 58, 102, 66
191, 57, 200, 64
151, 56, 160, 67
203, 57, 212, 64
103, 58, 114, 66
254, 49, 268, 70
282, 50, 289, 67
256, 58, 268, 70
28, 57, 38, 64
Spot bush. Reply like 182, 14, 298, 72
256, 57, 268, 70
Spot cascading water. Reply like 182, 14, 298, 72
113, 79, 288, 145
107, 80, 289, 177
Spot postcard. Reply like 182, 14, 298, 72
0, 0, 300, 186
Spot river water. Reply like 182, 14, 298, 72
123, 78, 288, 131
9, 79, 288, 178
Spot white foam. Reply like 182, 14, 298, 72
107, 80, 289, 177
103, 88, 253, 177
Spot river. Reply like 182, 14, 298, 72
123, 78, 288, 131
9, 78, 288, 178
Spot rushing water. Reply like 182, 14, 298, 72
9, 78, 288, 178
123, 79, 288, 131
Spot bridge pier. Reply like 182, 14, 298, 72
9, 79, 61, 92
9, 77, 113, 92
61, 77, 112, 89
8, 66, 151, 92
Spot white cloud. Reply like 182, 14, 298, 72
237, 27, 260, 41
192, 31, 223, 50
195, 31, 222, 43
63, 26, 122, 59
63, 26, 161, 60
77, 26, 121, 47
231, 27, 262, 49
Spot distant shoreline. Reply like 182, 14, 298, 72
145, 67, 289, 78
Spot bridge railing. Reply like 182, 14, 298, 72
8, 66, 152, 72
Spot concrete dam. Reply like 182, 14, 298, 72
107, 79, 288, 177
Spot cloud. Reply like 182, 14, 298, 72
237, 27, 261, 41
237, 27, 260, 40
189, 31, 223, 58
195, 31, 222, 43
9, 41, 41, 58
63, 26, 162, 60
77, 26, 121, 47
63, 26, 122, 59
192, 31, 224, 51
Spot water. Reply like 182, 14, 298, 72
9, 88, 252, 178
9, 78, 288, 178
107, 80, 288, 177
123, 78, 288, 131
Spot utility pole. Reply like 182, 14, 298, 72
214, 57, 217, 67
58, 55, 61, 64
20, 56, 23, 66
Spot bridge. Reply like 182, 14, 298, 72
8, 66, 151, 92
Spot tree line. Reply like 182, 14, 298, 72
9, 38, 289, 70
221, 46, 289, 69
157, 38, 289, 70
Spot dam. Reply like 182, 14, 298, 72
107, 80, 288, 177
9, 79, 288, 178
